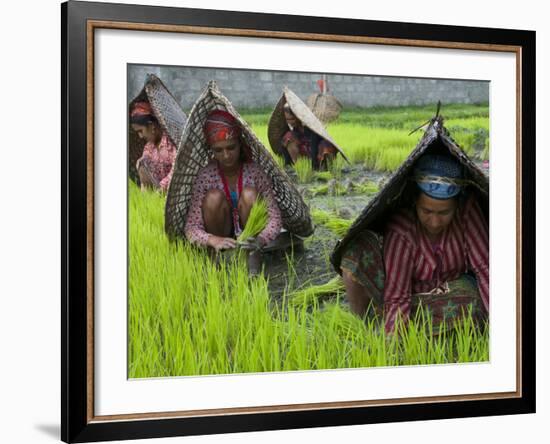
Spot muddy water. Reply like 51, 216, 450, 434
263, 165, 388, 300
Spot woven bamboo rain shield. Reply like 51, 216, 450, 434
306, 93, 343, 125
165, 81, 314, 240
128, 74, 188, 183
267, 86, 349, 162
306, 76, 343, 124
330, 115, 489, 273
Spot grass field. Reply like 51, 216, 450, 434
247, 104, 489, 173
129, 103, 490, 378
129, 182, 489, 377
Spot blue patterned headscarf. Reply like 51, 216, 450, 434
413, 154, 463, 200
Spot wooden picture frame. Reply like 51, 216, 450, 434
62, 1, 535, 441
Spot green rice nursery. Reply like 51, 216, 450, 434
129, 103, 490, 378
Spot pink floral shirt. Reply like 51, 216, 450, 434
184, 160, 283, 246
137, 133, 177, 192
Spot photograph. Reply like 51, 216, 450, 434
128, 65, 490, 378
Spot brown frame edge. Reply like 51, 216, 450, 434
85, 19, 523, 424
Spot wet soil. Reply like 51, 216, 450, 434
263, 164, 388, 300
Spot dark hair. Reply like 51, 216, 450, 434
238, 135, 251, 162
130, 114, 158, 126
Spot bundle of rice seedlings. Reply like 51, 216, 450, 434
354, 181, 379, 195
323, 218, 353, 237
328, 180, 346, 196
312, 182, 347, 196
314, 171, 333, 182
237, 198, 268, 241
311, 208, 332, 224
311, 208, 353, 237
310, 184, 329, 196
294, 157, 314, 183
288, 276, 345, 307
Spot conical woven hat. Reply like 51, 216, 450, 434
128, 74, 188, 183
306, 93, 343, 124
165, 81, 314, 240
267, 87, 349, 161
330, 115, 489, 273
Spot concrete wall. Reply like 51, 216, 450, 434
128, 65, 489, 111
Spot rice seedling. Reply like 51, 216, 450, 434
353, 181, 379, 195
450, 132, 476, 156
287, 276, 345, 307
372, 146, 414, 172
327, 125, 422, 171
294, 157, 314, 183
444, 116, 489, 132
314, 171, 333, 182
328, 155, 346, 178
333, 103, 488, 129
311, 208, 353, 237
309, 184, 328, 196
310, 207, 333, 224
309, 181, 347, 197
323, 218, 353, 237
237, 197, 268, 241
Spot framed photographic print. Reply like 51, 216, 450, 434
62, 0, 535, 442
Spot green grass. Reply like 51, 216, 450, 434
129, 182, 489, 377
329, 103, 488, 129
328, 125, 423, 170
241, 104, 489, 172
129, 104, 490, 378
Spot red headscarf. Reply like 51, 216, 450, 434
204, 109, 241, 146
131, 101, 153, 117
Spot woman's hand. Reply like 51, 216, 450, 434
207, 235, 237, 251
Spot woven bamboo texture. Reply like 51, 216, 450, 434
267, 87, 349, 162
128, 74, 188, 183
306, 93, 343, 124
165, 81, 314, 240
330, 115, 489, 272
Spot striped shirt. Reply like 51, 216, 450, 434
383, 195, 489, 332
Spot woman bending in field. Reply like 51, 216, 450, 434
340, 154, 489, 334
268, 87, 348, 172
281, 103, 337, 170
184, 110, 283, 252
130, 101, 177, 192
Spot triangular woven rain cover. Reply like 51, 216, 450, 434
165, 81, 314, 240
268, 86, 349, 161
128, 74, 188, 183
330, 115, 489, 273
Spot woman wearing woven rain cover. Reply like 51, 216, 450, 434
184, 110, 283, 252
130, 101, 177, 192
341, 154, 489, 335
281, 102, 337, 169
